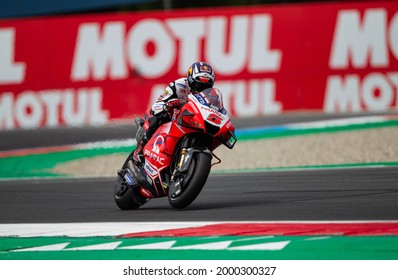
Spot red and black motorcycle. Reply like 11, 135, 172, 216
114, 88, 237, 209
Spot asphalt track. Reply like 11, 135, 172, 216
0, 167, 397, 223
1, 112, 397, 224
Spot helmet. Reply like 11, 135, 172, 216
186, 62, 215, 93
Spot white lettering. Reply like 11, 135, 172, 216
71, 22, 127, 81
218, 79, 281, 117
127, 19, 175, 78
387, 73, 398, 108
0, 93, 14, 129
0, 88, 109, 130
249, 15, 282, 72
261, 79, 282, 114
166, 18, 205, 76
389, 12, 398, 61
15, 92, 43, 128
144, 149, 165, 165
324, 75, 361, 113
330, 9, 389, 69
88, 88, 109, 124
0, 28, 26, 84
63, 89, 88, 125
362, 73, 393, 111
324, 73, 398, 113
206, 16, 249, 75
228, 79, 282, 116
40, 90, 63, 127
233, 81, 254, 117
71, 14, 282, 81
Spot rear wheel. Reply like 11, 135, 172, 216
114, 172, 148, 210
168, 152, 211, 209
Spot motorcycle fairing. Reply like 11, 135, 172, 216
142, 159, 167, 197
140, 90, 236, 198
142, 121, 182, 197
189, 94, 236, 150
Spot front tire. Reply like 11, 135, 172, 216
168, 152, 212, 209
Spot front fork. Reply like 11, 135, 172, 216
169, 137, 212, 198
173, 136, 195, 177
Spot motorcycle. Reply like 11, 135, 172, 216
114, 88, 237, 209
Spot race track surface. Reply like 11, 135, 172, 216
1, 167, 397, 223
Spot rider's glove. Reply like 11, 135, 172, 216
165, 98, 180, 110
162, 98, 180, 115
162, 98, 180, 119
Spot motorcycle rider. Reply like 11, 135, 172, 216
133, 61, 216, 164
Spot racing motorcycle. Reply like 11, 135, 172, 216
114, 88, 237, 210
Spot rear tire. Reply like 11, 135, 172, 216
114, 174, 148, 210
168, 152, 211, 209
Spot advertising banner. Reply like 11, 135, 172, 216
1, 1, 398, 130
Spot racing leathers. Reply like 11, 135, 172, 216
133, 78, 189, 163
146, 77, 189, 139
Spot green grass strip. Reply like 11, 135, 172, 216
0, 146, 133, 178
212, 162, 398, 174
236, 119, 398, 141
1, 236, 397, 260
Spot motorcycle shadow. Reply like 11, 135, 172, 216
137, 200, 242, 211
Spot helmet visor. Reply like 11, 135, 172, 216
191, 79, 213, 93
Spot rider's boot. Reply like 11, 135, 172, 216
132, 118, 147, 165
132, 143, 145, 165
132, 115, 162, 165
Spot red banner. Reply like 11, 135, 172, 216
1, 1, 398, 130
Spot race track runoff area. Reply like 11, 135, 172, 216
1, 222, 397, 279
1, 222, 398, 260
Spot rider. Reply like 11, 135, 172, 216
133, 61, 216, 163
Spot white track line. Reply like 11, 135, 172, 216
1, 221, 397, 237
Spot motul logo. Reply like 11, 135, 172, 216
324, 8, 398, 112
0, 88, 108, 130
71, 15, 282, 81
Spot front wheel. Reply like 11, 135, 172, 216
168, 152, 212, 209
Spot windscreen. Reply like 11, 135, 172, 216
195, 88, 227, 114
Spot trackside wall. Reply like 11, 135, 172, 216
0, 1, 397, 130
